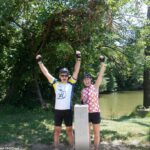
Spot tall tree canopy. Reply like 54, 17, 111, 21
0, 0, 147, 108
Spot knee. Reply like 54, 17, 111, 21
94, 132, 100, 139
54, 128, 61, 136
66, 128, 73, 135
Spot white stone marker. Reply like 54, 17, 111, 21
74, 104, 90, 150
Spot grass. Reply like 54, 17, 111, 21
0, 105, 55, 146
0, 105, 150, 148
101, 117, 150, 144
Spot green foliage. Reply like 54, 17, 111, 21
145, 56, 150, 69
0, 0, 108, 106
106, 73, 118, 92
0, 0, 147, 107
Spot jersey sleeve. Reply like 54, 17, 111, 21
49, 77, 56, 84
49, 77, 57, 90
68, 76, 76, 84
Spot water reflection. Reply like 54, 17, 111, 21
100, 91, 143, 119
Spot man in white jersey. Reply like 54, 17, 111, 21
36, 51, 81, 150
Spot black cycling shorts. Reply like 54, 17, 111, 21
54, 109, 73, 127
89, 112, 101, 124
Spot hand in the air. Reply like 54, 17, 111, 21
99, 55, 105, 63
76, 51, 81, 58
36, 54, 42, 62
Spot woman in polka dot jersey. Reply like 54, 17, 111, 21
81, 55, 106, 150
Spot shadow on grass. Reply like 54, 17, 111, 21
0, 108, 56, 146
112, 108, 150, 122
101, 129, 128, 141
0, 105, 149, 147
148, 129, 150, 142
114, 116, 150, 128
131, 121, 150, 127
104, 110, 150, 143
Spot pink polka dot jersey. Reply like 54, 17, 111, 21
81, 84, 100, 113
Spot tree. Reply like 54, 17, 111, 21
92, 0, 145, 91
143, 6, 150, 108
0, 0, 108, 107
0, 0, 147, 108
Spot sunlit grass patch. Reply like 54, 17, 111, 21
0, 105, 150, 147
101, 117, 150, 144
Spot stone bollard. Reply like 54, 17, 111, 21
74, 104, 90, 150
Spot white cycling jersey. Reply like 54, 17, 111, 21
49, 77, 76, 110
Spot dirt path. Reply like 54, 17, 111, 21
0, 141, 150, 150
29, 142, 150, 150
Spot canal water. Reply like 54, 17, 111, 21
100, 91, 143, 119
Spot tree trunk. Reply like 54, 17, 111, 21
4, 82, 17, 103
35, 78, 46, 108
144, 70, 150, 108
143, 6, 150, 108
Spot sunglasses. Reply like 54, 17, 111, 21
60, 74, 68, 77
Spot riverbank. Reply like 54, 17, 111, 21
0, 106, 149, 150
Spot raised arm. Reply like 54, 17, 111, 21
72, 51, 81, 80
36, 55, 54, 82
94, 56, 106, 89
